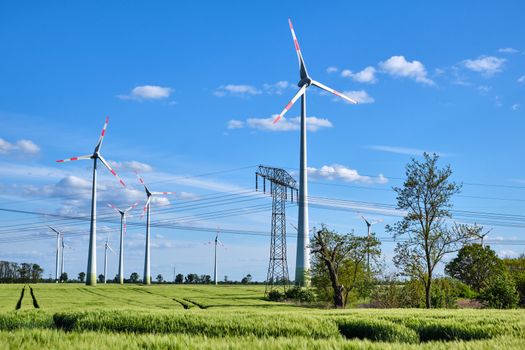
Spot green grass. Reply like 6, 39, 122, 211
0, 283, 524, 349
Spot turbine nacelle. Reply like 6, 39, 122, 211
298, 77, 312, 88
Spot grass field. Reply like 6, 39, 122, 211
1, 283, 524, 349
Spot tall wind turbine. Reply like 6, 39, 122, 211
135, 172, 176, 285
56, 117, 126, 285
360, 216, 382, 272
107, 202, 138, 284
273, 19, 358, 286
48, 226, 61, 283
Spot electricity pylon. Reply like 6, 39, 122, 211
256, 165, 298, 295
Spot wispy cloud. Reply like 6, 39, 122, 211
462, 56, 506, 76
227, 116, 333, 132
341, 90, 375, 104
341, 66, 377, 84
308, 164, 388, 185
109, 160, 153, 173
0, 138, 40, 155
498, 47, 519, 54
511, 104, 520, 111
118, 85, 174, 100
517, 75, 525, 83
379, 56, 434, 85
213, 84, 261, 97
326, 66, 339, 74
262, 81, 292, 95
367, 145, 449, 156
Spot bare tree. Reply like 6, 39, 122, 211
388, 153, 474, 308
311, 226, 380, 308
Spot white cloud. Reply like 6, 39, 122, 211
213, 84, 261, 97
0, 138, 40, 155
246, 116, 332, 132
262, 81, 292, 95
512, 104, 520, 111
341, 66, 377, 84
463, 56, 506, 76
326, 66, 339, 74
367, 145, 449, 157
379, 56, 434, 85
517, 75, 525, 83
308, 164, 388, 185
498, 47, 518, 54
341, 90, 375, 104
118, 85, 173, 100
109, 160, 153, 173
227, 120, 244, 129
477, 85, 491, 95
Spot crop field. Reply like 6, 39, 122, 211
0, 284, 524, 349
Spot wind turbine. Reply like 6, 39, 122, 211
48, 226, 61, 283
135, 172, 176, 285
102, 234, 117, 284
56, 117, 126, 286
107, 202, 138, 284
360, 215, 383, 272
211, 230, 226, 285
273, 19, 358, 286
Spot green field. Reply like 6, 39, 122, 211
1, 284, 524, 349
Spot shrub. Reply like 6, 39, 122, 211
431, 278, 458, 308
284, 286, 316, 303
266, 290, 284, 302
478, 273, 519, 309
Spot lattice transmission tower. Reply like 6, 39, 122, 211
255, 165, 298, 295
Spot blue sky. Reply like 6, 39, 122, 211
1, 1, 525, 282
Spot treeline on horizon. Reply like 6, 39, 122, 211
0, 261, 43, 283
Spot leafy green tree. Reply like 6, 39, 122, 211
98, 274, 105, 283
156, 274, 163, 283
185, 273, 198, 284
478, 273, 519, 309
129, 272, 139, 283
445, 243, 505, 292
311, 226, 380, 308
388, 153, 474, 308
502, 255, 525, 305
30, 264, 43, 282
175, 273, 184, 284
78, 272, 86, 283
59, 272, 68, 283
241, 274, 252, 284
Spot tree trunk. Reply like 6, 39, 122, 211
425, 278, 432, 309
333, 284, 345, 308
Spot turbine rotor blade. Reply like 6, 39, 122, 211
141, 196, 152, 219
56, 154, 92, 163
98, 155, 126, 187
48, 226, 60, 235
107, 203, 121, 214
125, 202, 139, 213
273, 85, 306, 124
150, 191, 176, 195
311, 80, 358, 104
288, 18, 309, 79
95, 116, 109, 151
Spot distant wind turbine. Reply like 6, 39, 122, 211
48, 226, 61, 283
360, 215, 383, 272
107, 202, 138, 284
135, 172, 176, 285
103, 234, 117, 284
56, 117, 126, 285
273, 19, 358, 286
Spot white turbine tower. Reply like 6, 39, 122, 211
360, 215, 383, 272
102, 234, 116, 284
107, 202, 138, 284
135, 172, 176, 285
273, 19, 358, 286
48, 226, 61, 283
56, 117, 126, 286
